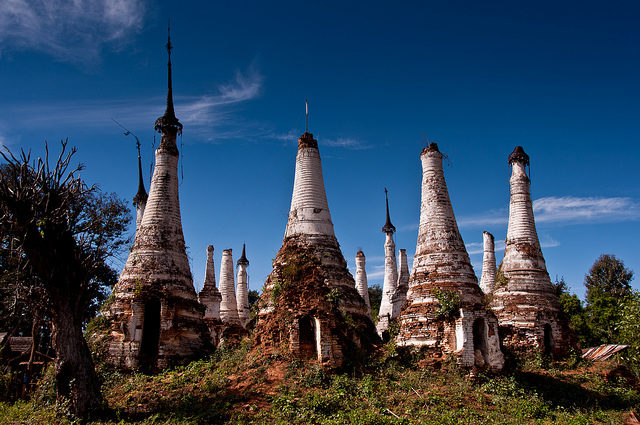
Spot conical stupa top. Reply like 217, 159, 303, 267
508, 146, 529, 166
284, 131, 335, 238
154, 23, 183, 136
237, 243, 249, 266
132, 143, 148, 206
382, 188, 395, 233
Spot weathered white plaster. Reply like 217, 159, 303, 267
355, 251, 371, 315
199, 245, 221, 320
219, 249, 240, 325
479, 231, 497, 294
236, 246, 250, 327
284, 134, 335, 238
392, 249, 410, 318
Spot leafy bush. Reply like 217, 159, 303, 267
432, 289, 461, 319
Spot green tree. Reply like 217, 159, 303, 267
617, 290, 640, 377
0, 141, 130, 417
584, 254, 634, 345
368, 284, 382, 321
553, 277, 592, 346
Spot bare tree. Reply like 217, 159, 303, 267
0, 140, 130, 417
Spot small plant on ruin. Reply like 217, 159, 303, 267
325, 288, 341, 306
432, 289, 461, 319
495, 264, 508, 289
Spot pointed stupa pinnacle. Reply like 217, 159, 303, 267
382, 188, 396, 233
508, 146, 529, 166
132, 142, 148, 206
237, 243, 249, 266
154, 22, 183, 136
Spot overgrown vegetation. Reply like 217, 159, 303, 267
1, 336, 638, 424
432, 289, 461, 319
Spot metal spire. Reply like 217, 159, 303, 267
382, 188, 396, 233
305, 98, 308, 133
237, 243, 249, 266
155, 20, 182, 135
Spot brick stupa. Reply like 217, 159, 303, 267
254, 129, 379, 368
396, 143, 504, 371
489, 146, 576, 357
104, 32, 211, 372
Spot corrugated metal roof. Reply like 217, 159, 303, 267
582, 344, 629, 361
8, 337, 32, 354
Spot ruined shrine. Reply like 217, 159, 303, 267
396, 143, 504, 371
489, 146, 576, 357
254, 130, 379, 368
198, 245, 223, 346
103, 33, 211, 372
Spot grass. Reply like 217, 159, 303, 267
0, 339, 638, 424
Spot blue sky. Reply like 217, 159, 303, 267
1, 0, 638, 298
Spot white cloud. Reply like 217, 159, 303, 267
0, 0, 145, 63
4, 67, 264, 142
533, 196, 640, 224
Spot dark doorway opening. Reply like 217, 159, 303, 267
473, 318, 488, 367
139, 299, 161, 373
543, 324, 554, 356
298, 316, 316, 360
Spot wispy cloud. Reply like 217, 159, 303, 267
533, 196, 640, 224
265, 131, 371, 150
0, 0, 145, 64
323, 137, 371, 150
457, 208, 509, 229
457, 196, 640, 229
4, 67, 264, 142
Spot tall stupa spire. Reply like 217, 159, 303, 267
377, 188, 399, 338
155, 22, 182, 137
132, 138, 148, 230
103, 29, 211, 372
396, 143, 504, 371
382, 188, 395, 234
489, 146, 576, 357
236, 244, 250, 327
253, 109, 378, 368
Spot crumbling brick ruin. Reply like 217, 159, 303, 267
103, 35, 211, 372
396, 143, 504, 372
489, 146, 577, 357
198, 245, 223, 346
253, 131, 379, 368
479, 231, 497, 294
